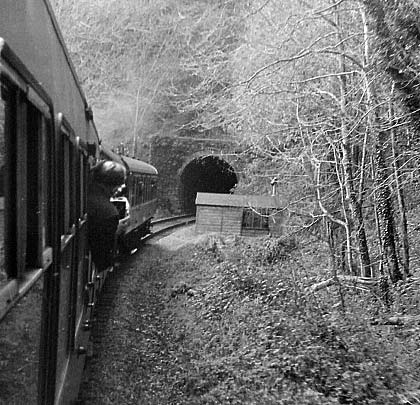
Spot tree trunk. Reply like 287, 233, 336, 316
341, 142, 372, 276
374, 136, 403, 283
390, 104, 410, 277
335, 3, 372, 277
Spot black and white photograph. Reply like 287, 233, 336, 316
1, 1, 420, 404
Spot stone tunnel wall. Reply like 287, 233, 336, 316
150, 135, 244, 215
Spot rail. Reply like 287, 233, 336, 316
148, 214, 196, 239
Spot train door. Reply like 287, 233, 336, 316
74, 142, 90, 345
0, 67, 54, 403
54, 114, 92, 404
55, 115, 75, 399
54, 114, 90, 403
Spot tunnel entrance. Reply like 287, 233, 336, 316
180, 155, 238, 213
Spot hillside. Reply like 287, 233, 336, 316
50, 2, 420, 402
79, 227, 420, 404
50, 0, 246, 160
52, 0, 420, 335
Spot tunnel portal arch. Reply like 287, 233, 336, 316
179, 155, 238, 213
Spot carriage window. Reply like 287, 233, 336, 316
151, 179, 156, 199
133, 177, 138, 205
78, 155, 85, 218
0, 81, 51, 276
0, 91, 6, 285
139, 178, 144, 203
139, 178, 143, 204
131, 177, 136, 206
59, 132, 75, 233
145, 177, 150, 202
81, 154, 91, 217
26, 104, 45, 267
25, 100, 52, 270
127, 177, 134, 206
41, 118, 51, 248
69, 141, 76, 227
142, 177, 146, 203
0, 82, 18, 278
242, 208, 270, 230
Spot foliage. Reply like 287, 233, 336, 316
166, 235, 420, 404
363, 0, 420, 134
225, 0, 420, 283
50, 0, 248, 154
51, 0, 420, 283
252, 236, 298, 264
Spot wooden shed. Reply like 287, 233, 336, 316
195, 192, 283, 236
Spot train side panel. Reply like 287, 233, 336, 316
120, 156, 158, 250
0, 1, 99, 404
0, 0, 94, 144
101, 147, 159, 252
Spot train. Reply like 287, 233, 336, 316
101, 146, 158, 254
0, 1, 158, 404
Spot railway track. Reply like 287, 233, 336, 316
92, 214, 195, 327
148, 214, 196, 238
78, 215, 195, 402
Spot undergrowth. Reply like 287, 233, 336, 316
166, 234, 420, 404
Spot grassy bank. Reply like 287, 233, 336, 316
165, 234, 420, 404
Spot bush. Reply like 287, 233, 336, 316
167, 236, 420, 404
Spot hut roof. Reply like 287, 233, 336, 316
195, 192, 282, 209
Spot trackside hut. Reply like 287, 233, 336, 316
195, 192, 283, 236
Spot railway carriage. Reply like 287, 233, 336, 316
0, 2, 100, 404
0, 1, 157, 404
100, 146, 158, 253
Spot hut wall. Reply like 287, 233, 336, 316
220, 207, 242, 234
195, 193, 284, 237
196, 205, 242, 234
196, 206, 223, 233
241, 228, 269, 237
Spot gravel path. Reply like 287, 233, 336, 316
78, 226, 202, 404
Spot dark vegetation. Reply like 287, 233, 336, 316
51, 0, 420, 288
51, 1, 420, 402
80, 229, 420, 404
167, 233, 420, 404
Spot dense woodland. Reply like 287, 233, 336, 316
51, 0, 420, 286
52, 1, 420, 402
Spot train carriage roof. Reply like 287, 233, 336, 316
99, 145, 125, 165
121, 156, 158, 176
99, 145, 158, 175
196, 192, 282, 209
0, 0, 99, 146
